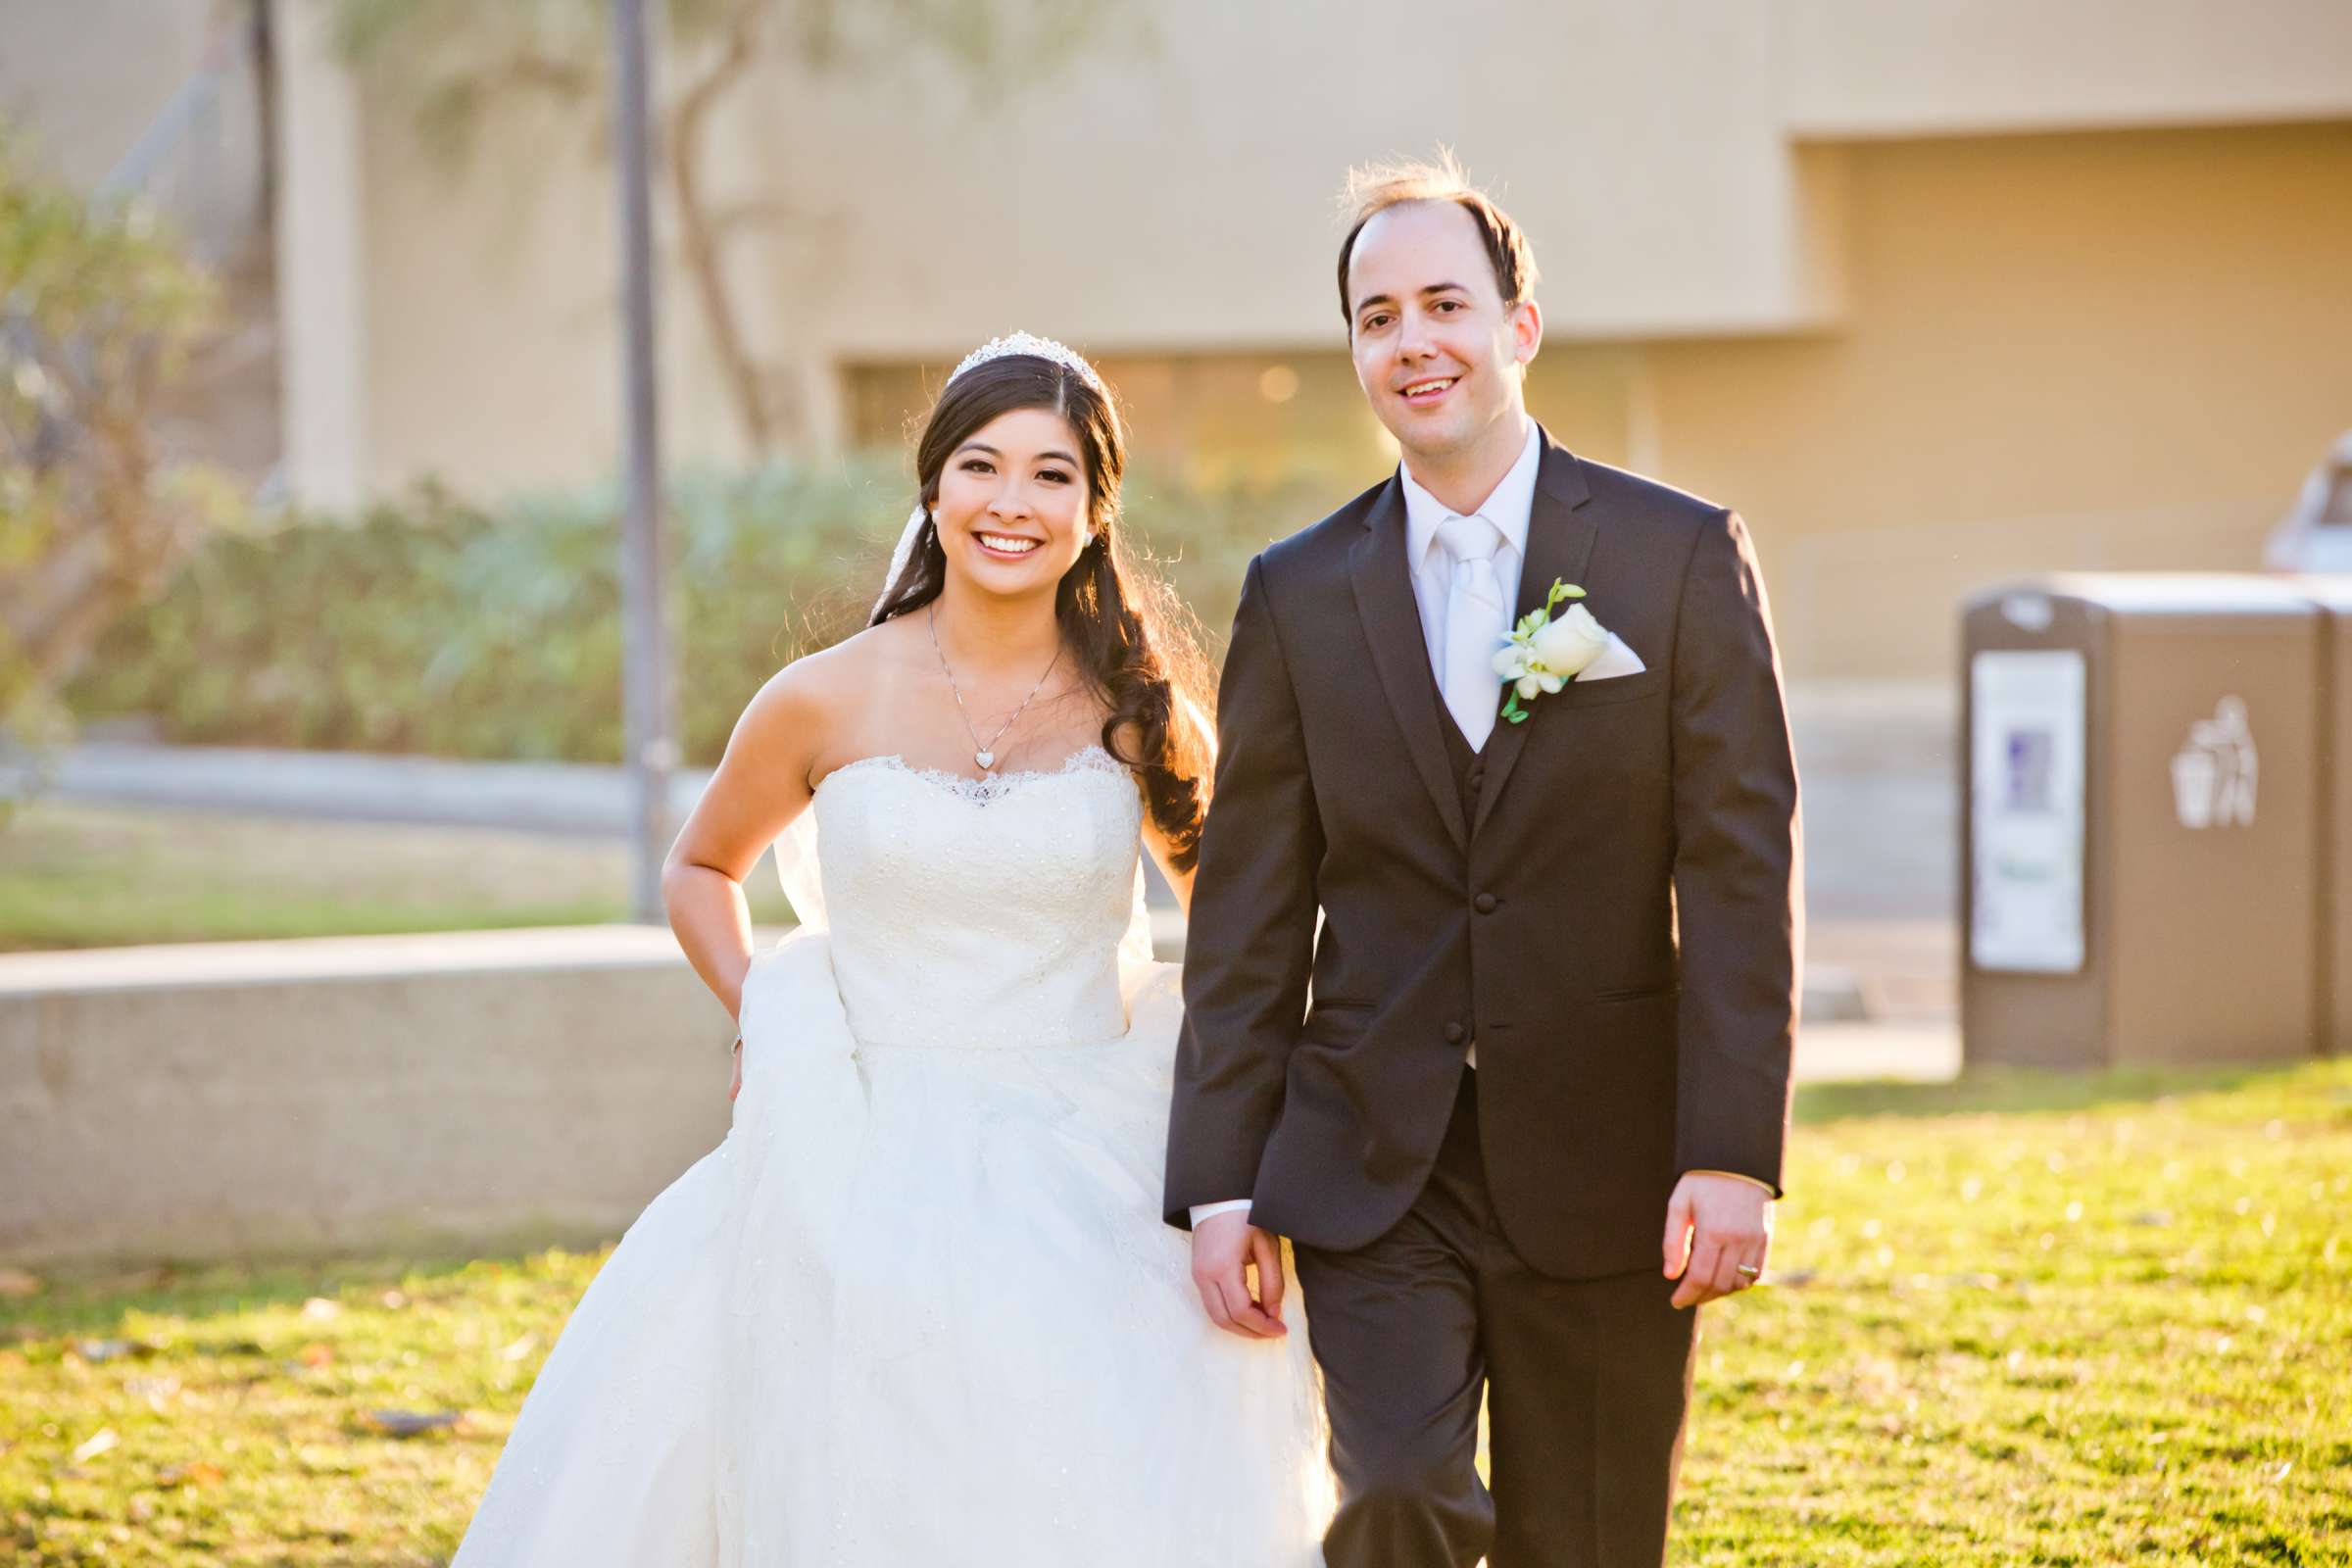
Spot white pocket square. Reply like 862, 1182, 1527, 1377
1573, 632, 1647, 682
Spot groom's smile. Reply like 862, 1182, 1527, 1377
1397, 374, 1461, 407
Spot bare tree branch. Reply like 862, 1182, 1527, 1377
666, 0, 774, 451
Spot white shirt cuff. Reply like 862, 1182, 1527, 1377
1188, 1200, 1253, 1227
1684, 1168, 1778, 1196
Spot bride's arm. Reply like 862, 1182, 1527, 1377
662, 658, 832, 1022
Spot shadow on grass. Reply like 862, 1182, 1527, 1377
1793, 1060, 2306, 1124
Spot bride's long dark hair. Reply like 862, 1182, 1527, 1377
871, 354, 1217, 869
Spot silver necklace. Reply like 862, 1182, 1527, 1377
927, 602, 1061, 773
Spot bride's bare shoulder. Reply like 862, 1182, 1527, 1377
732, 616, 925, 755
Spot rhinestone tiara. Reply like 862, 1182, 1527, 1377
946, 330, 1106, 395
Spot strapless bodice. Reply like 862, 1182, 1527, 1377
806, 747, 1145, 1050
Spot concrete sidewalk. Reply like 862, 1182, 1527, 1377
13, 738, 713, 838
27, 679, 1958, 876
18, 678, 1963, 1020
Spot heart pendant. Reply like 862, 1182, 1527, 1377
974, 750, 996, 771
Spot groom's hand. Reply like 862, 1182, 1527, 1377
1663, 1172, 1774, 1309
1190, 1212, 1289, 1340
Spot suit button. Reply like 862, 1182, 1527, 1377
1445, 1021, 1467, 1045
1468, 769, 1486, 794
1473, 893, 1498, 914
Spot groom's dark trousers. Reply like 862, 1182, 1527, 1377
1295, 1071, 1696, 1567
1166, 431, 1800, 1568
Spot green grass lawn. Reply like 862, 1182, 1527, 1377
0, 802, 795, 951
4, 1061, 2347, 1566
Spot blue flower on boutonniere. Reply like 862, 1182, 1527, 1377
1492, 578, 1611, 724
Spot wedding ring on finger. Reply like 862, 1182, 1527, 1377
1734, 1263, 1762, 1288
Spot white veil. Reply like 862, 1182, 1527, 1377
766, 334, 1158, 970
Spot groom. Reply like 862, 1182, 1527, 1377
1166, 159, 1801, 1568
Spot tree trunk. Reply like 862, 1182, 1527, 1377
666, 7, 774, 454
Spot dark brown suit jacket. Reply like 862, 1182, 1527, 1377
1165, 429, 1801, 1279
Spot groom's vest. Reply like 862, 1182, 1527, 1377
1435, 699, 1486, 816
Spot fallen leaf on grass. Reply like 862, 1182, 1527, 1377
72, 1428, 119, 1463
298, 1343, 334, 1368
156, 1462, 223, 1489
498, 1334, 539, 1363
302, 1297, 343, 1322
0, 1268, 41, 1298
363, 1409, 461, 1439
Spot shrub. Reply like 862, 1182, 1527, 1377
0, 130, 231, 751
70, 460, 1337, 763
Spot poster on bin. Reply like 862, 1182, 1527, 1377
1970, 649, 2086, 973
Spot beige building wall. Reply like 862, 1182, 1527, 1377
355, 86, 632, 497
1634, 122, 2352, 676
277, 1, 2352, 674
1778, 0, 2352, 135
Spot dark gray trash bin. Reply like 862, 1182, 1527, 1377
1960, 574, 2323, 1067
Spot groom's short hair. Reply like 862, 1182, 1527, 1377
1336, 153, 1540, 326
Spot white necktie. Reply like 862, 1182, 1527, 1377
1436, 513, 1505, 751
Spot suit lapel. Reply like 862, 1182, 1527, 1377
1349, 479, 1469, 855
1471, 435, 1597, 838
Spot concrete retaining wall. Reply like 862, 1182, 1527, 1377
4, 911, 1876, 1266
0, 928, 747, 1267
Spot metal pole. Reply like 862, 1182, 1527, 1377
612, 0, 674, 923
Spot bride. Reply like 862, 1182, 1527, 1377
449, 334, 1333, 1565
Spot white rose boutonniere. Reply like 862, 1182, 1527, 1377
1491, 578, 1610, 724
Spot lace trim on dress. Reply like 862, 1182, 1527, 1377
823, 745, 1129, 804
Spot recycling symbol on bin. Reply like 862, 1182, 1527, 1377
2170, 696, 2257, 830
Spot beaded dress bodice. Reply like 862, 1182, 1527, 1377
808, 747, 1144, 1051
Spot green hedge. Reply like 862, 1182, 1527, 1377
69, 460, 1336, 764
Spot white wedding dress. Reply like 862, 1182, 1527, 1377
451, 746, 1333, 1566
